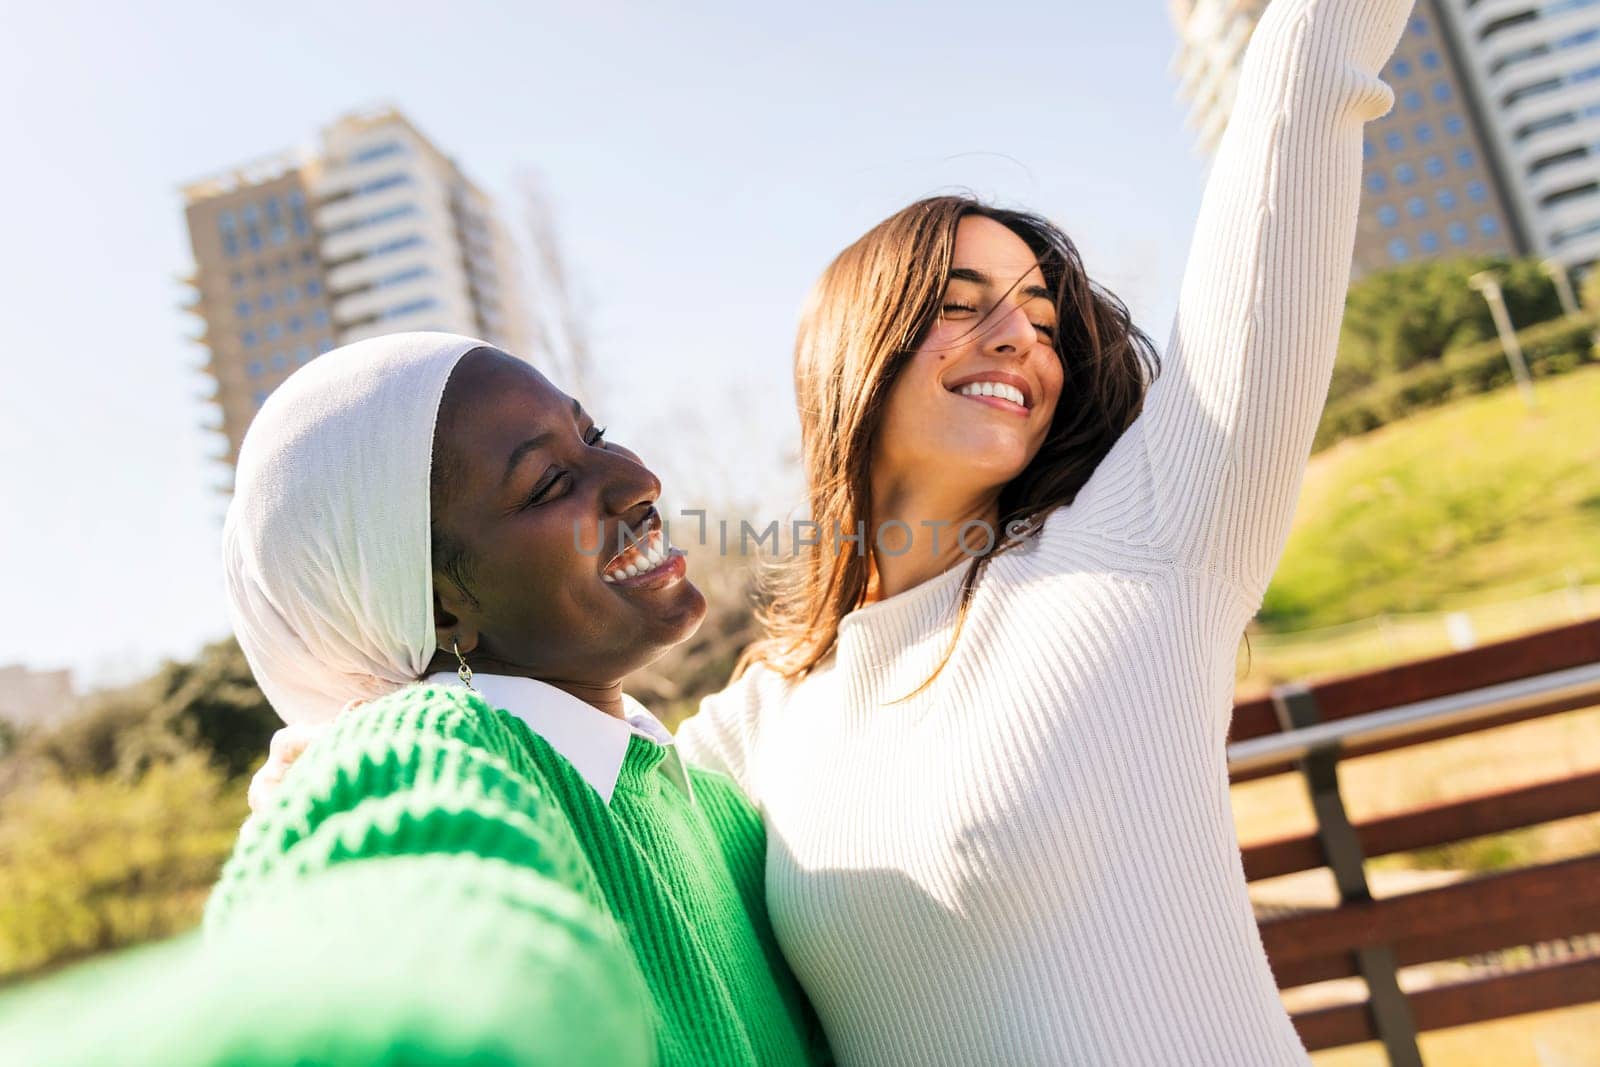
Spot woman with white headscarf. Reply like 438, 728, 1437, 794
0, 333, 826, 1067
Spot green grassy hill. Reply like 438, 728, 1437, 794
1260, 364, 1600, 633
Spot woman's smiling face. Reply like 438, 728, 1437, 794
428, 348, 706, 690
873, 216, 1066, 501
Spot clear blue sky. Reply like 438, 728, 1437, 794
0, 1, 1206, 688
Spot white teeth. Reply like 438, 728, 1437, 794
956, 381, 1027, 407
602, 530, 681, 583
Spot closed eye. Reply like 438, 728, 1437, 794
522, 468, 568, 509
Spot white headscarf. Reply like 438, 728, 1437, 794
222, 331, 488, 726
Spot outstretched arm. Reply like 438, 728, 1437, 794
0, 686, 654, 1067
1068, 0, 1412, 602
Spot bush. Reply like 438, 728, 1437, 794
29, 639, 275, 782
0, 753, 247, 982
1314, 312, 1599, 452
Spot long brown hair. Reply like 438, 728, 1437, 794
739, 196, 1159, 685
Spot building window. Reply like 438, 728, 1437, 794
1410, 15, 1428, 36
1455, 147, 1477, 168
311, 308, 329, 327
1443, 113, 1465, 136
1416, 122, 1435, 143
296, 344, 313, 364
374, 265, 432, 289
265, 198, 283, 224
1448, 221, 1470, 245
1425, 155, 1447, 178
1385, 130, 1405, 151
282, 285, 299, 305
270, 352, 288, 371
1402, 90, 1424, 111
1422, 49, 1441, 70
242, 329, 258, 347
1388, 238, 1412, 261
351, 140, 406, 165
382, 297, 439, 320
259, 293, 275, 312
1467, 180, 1488, 202
369, 234, 425, 257
1364, 137, 1376, 159
1433, 81, 1454, 103
253, 390, 269, 409
304, 280, 323, 297
318, 336, 336, 354
230, 271, 244, 290
356, 173, 413, 196
1377, 204, 1401, 226
1553, 217, 1600, 246
300, 249, 316, 265
247, 360, 264, 377
1437, 187, 1459, 210
1407, 195, 1429, 218
1392, 58, 1413, 78
1396, 162, 1418, 184
222, 233, 239, 257
264, 322, 282, 341
1479, 215, 1501, 236
1419, 230, 1441, 253
1368, 171, 1390, 193
322, 202, 419, 237
1517, 112, 1578, 141
288, 315, 304, 334
235, 300, 251, 319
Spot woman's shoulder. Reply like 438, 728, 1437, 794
675, 660, 792, 798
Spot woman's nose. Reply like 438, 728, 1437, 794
599, 444, 661, 521
980, 303, 1038, 358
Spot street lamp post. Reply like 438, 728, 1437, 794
1468, 271, 1537, 410
1540, 258, 1580, 317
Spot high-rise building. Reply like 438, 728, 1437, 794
181, 108, 531, 467
1437, 0, 1600, 269
1169, 0, 1534, 278
1353, 4, 1527, 274
1169, 0, 1270, 156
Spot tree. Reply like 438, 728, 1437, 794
1332, 257, 1563, 405
28, 639, 274, 782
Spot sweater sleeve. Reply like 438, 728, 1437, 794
206, 683, 609, 926
1062, 0, 1411, 604
0, 685, 655, 1067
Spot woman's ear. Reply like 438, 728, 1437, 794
433, 583, 479, 655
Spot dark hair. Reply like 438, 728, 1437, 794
428, 348, 492, 606
740, 196, 1160, 687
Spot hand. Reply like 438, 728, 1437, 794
247, 721, 327, 814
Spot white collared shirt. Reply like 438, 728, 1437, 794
424, 671, 691, 805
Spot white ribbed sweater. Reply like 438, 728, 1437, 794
679, 2, 1411, 1063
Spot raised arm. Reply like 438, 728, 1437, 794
0, 686, 654, 1067
1068, 0, 1412, 601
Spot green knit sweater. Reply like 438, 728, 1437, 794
0, 684, 828, 1066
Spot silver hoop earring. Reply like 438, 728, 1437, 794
452, 640, 476, 691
